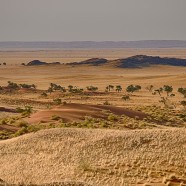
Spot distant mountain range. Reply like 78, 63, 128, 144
0, 40, 186, 49
26, 55, 186, 68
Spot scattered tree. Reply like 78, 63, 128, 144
126, 85, 141, 94
154, 87, 163, 96
146, 85, 154, 92
16, 106, 33, 117
7, 81, 19, 89
68, 85, 73, 92
116, 85, 122, 92
47, 87, 53, 94
178, 88, 186, 98
105, 85, 114, 92
86, 86, 98, 92
50, 83, 66, 92
19, 83, 36, 89
163, 85, 173, 96
53, 98, 62, 105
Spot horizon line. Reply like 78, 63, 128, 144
1, 40, 186, 42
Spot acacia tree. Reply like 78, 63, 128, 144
19, 83, 36, 89
106, 85, 114, 92
146, 85, 154, 92
50, 83, 65, 92
68, 85, 73, 92
116, 85, 122, 92
7, 81, 19, 89
68, 85, 84, 93
178, 88, 186, 98
47, 87, 53, 94
126, 85, 141, 94
163, 85, 173, 96
86, 86, 98, 92
153, 87, 163, 96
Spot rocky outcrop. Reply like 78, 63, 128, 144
69, 58, 108, 66
27, 60, 60, 66
110, 55, 186, 68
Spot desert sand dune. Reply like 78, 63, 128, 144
0, 128, 185, 185
26, 103, 147, 124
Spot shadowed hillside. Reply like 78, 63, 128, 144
110, 55, 186, 68
67, 55, 186, 68
69, 58, 108, 66
27, 60, 61, 66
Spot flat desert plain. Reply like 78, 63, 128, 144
0, 49, 186, 186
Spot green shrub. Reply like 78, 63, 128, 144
16, 121, 28, 127
122, 95, 130, 101
14, 127, 28, 137
41, 92, 47, 97
53, 98, 62, 105
108, 114, 118, 121
16, 106, 33, 117
103, 101, 111, 105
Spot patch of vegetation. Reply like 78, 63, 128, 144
126, 84, 141, 94
53, 98, 62, 105
135, 105, 185, 126
163, 85, 173, 96
41, 92, 48, 97
16, 106, 33, 117
86, 86, 98, 92
0, 131, 13, 140
7, 81, 19, 89
105, 85, 114, 92
19, 83, 36, 89
122, 95, 130, 101
50, 83, 66, 92
107, 113, 119, 121
51, 115, 61, 121
178, 87, 186, 98
103, 100, 111, 105
115, 85, 122, 92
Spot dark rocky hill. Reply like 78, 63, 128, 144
110, 55, 186, 68
69, 58, 108, 66
27, 60, 60, 66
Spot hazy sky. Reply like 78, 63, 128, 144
0, 0, 186, 41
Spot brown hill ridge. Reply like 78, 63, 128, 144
69, 58, 108, 66
27, 60, 61, 66
110, 55, 186, 68
26, 55, 186, 67
67, 55, 186, 68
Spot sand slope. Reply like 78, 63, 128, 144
26, 103, 147, 124
0, 128, 186, 185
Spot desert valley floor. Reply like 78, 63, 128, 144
0, 49, 186, 186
